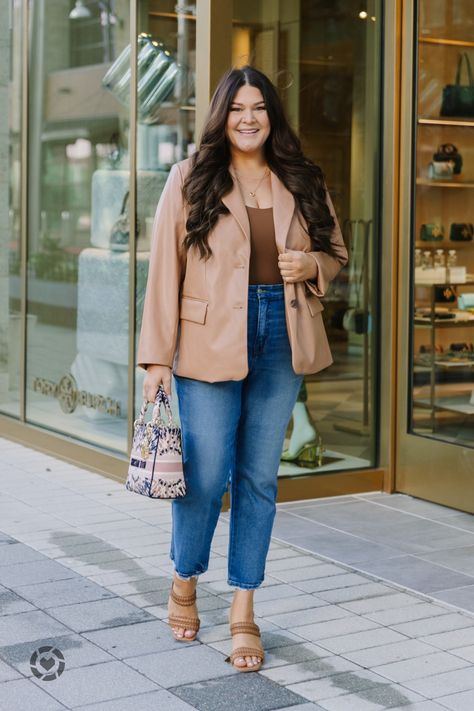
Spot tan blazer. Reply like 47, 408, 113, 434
137, 156, 348, 380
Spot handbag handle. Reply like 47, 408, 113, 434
455, 52, 474, 88
119, 191, 130, 216
135, 385, 176, 428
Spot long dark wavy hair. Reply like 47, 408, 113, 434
182, 65, 337, 260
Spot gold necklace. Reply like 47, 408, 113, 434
233, 168, 270, 198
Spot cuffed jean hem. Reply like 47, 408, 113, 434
227, 579, 263, 590
174, 571, 200, 581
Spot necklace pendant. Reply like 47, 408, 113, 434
249, 191, 255, 197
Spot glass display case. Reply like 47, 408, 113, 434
410, 0, 474, 445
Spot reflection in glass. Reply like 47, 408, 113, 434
134, 1, 197, 423
410, 0, 474, 446
232, 0, 381, 475
26, 0, 131, 452
0, 1, 22, 418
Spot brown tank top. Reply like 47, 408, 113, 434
246, 206, 283, 285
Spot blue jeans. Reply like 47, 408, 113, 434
170, 283, 304, 589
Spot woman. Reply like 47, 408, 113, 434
137, 65, 348, 673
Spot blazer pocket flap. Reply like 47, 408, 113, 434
180, 296, 208, 324
306, 294, 324, 317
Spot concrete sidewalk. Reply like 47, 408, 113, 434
1, 437, 474, 711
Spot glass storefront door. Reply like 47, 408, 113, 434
396, 0, 474, 512
231, 0, 382, 478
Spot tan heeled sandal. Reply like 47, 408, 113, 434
167, 582, 200, 642
225, 621, 265, 672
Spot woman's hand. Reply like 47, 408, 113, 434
143, 364, 172, 403
278, 250, 317, 283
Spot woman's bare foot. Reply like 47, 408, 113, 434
168, 574, 199, 640
228, 589, 263, 669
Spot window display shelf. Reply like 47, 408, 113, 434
419, 37, 474, 49
418, 118, 474, 128
416, 178, 474, 188
413, 396, 474, 416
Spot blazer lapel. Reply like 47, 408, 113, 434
270, 170, 295, 254
221, 175, 251, 242
221, 169, 296, 252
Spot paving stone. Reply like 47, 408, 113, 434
170, 671, 310, 711
0, 658, 21, 682
0, 608, 71, 646
0, 559, 78, 588
292, 614, 378, 642
419, 626, 474, 650
0, 632, 113, 675
70, 689, 196, 710
392, 614, 474, 638
83, 619, 185, 657
402, 666, 474, 698
255, 594, 327, 618
316, 583, 396, 604
30, 659, 158, 707
286, 668, 391, 702
388, 703, 456, 711
267, 605, 352, 629
364, 602, 453, 626
14, 576, 116, 608
263, 643, 334, 669
0, 678, 66, 710
315, 627, 409, 655
450, 644, 474, 663
0, 588, 36, 614
266, 556, 326, 572
434, 586, 474, 613
126, 644, 235, 688
299, 574, 374, 593
261, 655, 367, 686
273, 564, 351, 584
435, 688, 474, 710
340, 638, 449, 668
339, 592, 423, 615
0, 542, 45, 566
46, 597, 155, 633
373, 650, 471, 682
313, 683, 427, 710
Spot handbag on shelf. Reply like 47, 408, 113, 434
126, 385, 186, 499
433, 144, 463, 175
420, 223, 444, 241
449, 223, 473, 242
110, 191, 141, 251
440, 53, 474, 118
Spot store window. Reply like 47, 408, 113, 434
410, 0, 474, 446
134, 1, 196, 414
25, 1, 132, 452
232, 0, 382, 475
0, 0, 22, 419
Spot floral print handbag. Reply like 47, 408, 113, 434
126, 385, 186, 499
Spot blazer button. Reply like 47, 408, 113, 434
290, 298, 297, 308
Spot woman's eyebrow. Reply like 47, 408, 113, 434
230, 101, 266, 106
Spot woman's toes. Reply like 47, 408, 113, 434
184, 629, 195, 638
235, 656, 246, 667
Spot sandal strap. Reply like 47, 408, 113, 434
168, 614, 200, 632
229, 621, 260, 636
225, 646, 264, 663
170, 585, 197, 606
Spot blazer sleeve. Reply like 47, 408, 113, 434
136, 162, 187, 370
304, 188, 348, 297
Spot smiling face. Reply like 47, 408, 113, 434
225, 84, 271, 158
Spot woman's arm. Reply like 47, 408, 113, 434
137, 162, 187, 371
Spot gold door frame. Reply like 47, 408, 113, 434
394, 0, 474, 512
2, 0, 389, 501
